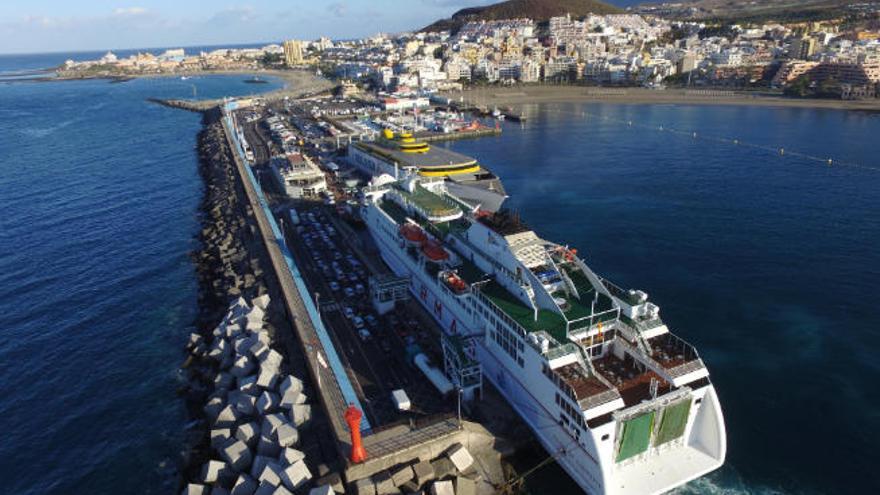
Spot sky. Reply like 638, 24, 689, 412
0, 0, 503, 54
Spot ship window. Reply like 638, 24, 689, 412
695, 398, 702, 405
517, 357, 524, 368
601, 434, 609, 441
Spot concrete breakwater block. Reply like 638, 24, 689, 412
201, 459, 233, 484
235, 421, 261, 447
309, 485, 334, 495
280, 447, 305, 466
256, 432, 282, 457
214, 404, 240, 428
209, 339, 231, 361
253, 294, 270, 311
238, 374, 260, 396
412, 460, 435, 486
251, 455, 273, 479
259, 349, 283, 370
211, 428, 233, 449
221, 438, 253, 472
390, 464, 415, 487
315, 472, 344, 494
205, 397, 225, 421
353, 477, 376, 495
280, 460, 312, 491
257, 461, 285, 487
181, 483, 208, 495
225, 322, 244, 339
430, 457, 455, 480
430, 480, 454, 495
261, 413, 286, 438
276, 422, 299, 448
232, 355, 256, 378
446, 444, 474, 473
235, 336, 257, 356
455, 476, 476, 495
256, 367, 280, 390
215, 372, 235, 391
229, 390, 257, 416
278, 376, 303, 409
188, 333, 204, 350
253, 480, 279, 495
256, 391, 280, 415
231, 474, 258, 495
290, 404, 311, 427
248, 340, 268, 360
372, 470, 395, 495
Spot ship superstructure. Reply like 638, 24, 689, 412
361, 176, 726, 495
348, 130, 508, 212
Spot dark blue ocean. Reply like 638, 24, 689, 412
441, 104, 880, 494
0, 72, 281, 494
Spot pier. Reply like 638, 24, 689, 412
219, 100, 511, 492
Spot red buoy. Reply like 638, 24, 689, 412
344, 404, 367, 463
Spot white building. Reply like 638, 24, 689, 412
270, 154, 327, 199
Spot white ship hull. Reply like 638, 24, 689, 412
362, 181, 726, 495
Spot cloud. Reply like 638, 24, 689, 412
327, 2, 347, 17
113, 7, 147, 17
208, 6, 257, 25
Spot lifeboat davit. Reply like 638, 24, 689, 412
400, 223, 427, 244
422, 240, 449, 261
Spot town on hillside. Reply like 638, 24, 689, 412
61, 8, 880, 100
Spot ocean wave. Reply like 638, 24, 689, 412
673, 475, 791, 495
18, 118, 78, 138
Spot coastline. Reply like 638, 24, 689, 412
445, 85, 880, 112
29, 68, 334, 102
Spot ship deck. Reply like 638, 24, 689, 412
555, 362, 614, 399
479, 280, 568, 342
357, 140, 477, 169
396, 184, 461, 218
594, 352, 672, 407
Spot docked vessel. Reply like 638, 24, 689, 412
348, 130, 507, 212
361, 175, 726, 495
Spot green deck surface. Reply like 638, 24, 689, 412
397, 185, 461, 218
481, 280, 568, 342
379, 200, 409, 225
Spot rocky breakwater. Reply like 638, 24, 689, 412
182, 295, 336, 495
179, 109, 336, 495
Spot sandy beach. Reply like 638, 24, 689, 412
34, 68, 334, 101
443, 85, 880, 112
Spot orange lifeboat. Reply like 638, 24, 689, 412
444, 272, 468, 293
400, 223, 427, 244
422, 240, 449, 262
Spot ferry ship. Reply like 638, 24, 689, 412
361, 175, 726, 495
348, 130, 507, 212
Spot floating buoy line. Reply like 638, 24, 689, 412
536, 107, 880, 173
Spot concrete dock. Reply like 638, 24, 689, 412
219, 102, 514, 493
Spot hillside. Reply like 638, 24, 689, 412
634, 0, 861, 22
422, 0, 623, 33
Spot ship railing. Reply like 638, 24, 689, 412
545, 341, 579, 361
617, 316, 658, 357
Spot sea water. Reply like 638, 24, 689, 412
0, 68, 281, 494
441, 102, 880, 495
